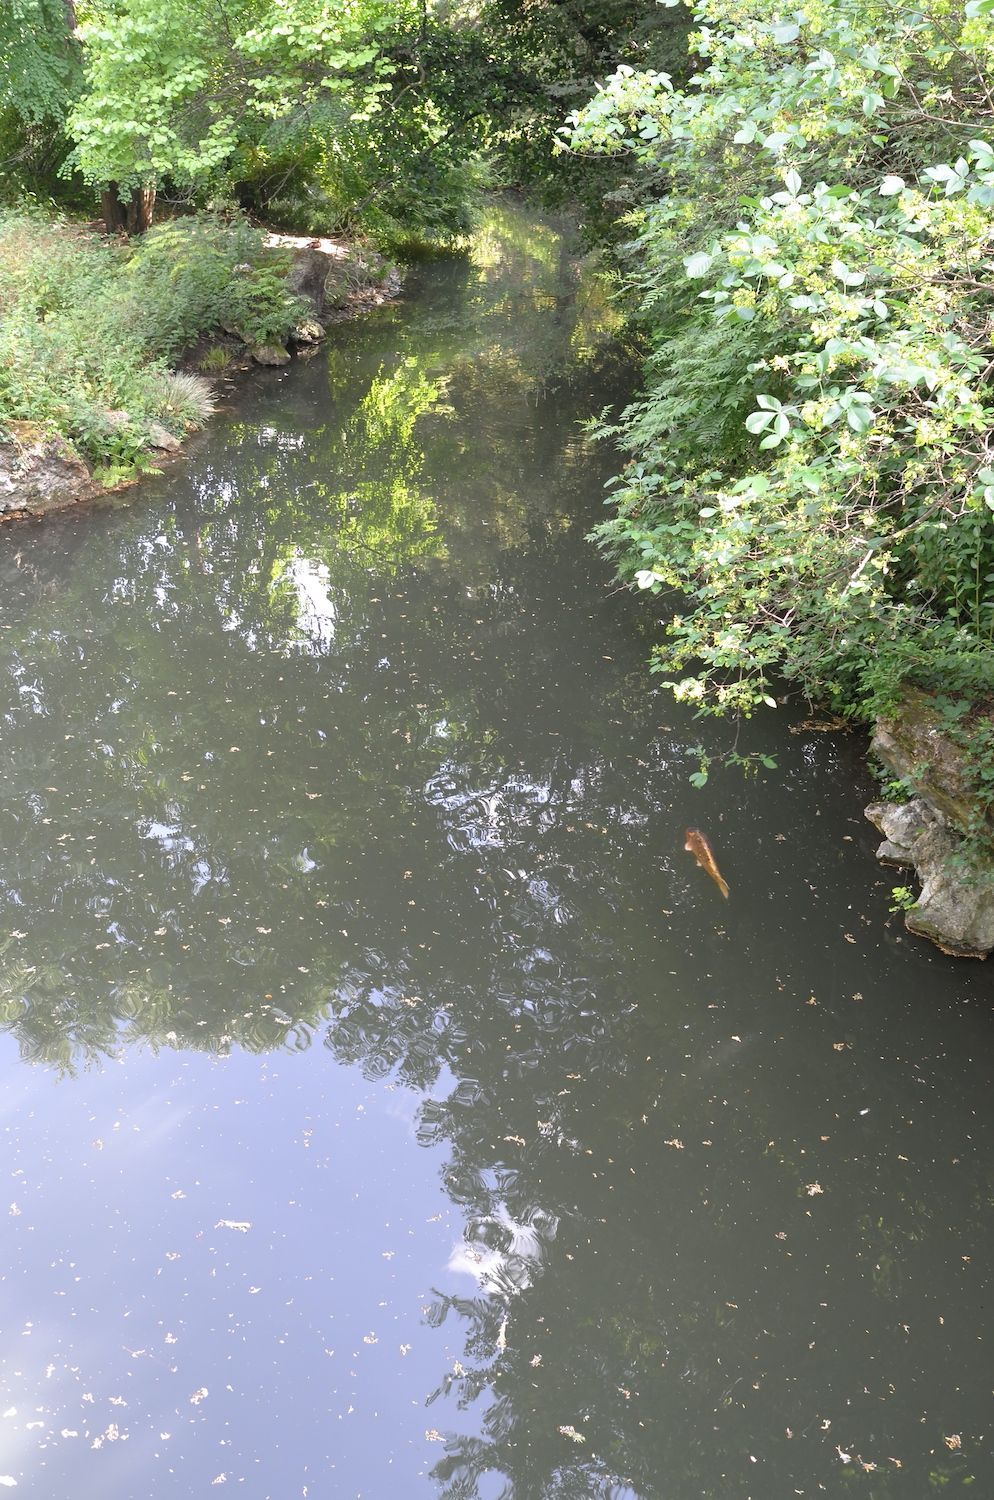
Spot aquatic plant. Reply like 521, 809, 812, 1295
196, 345, 236, 376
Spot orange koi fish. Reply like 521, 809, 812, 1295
684, 827, 729, 899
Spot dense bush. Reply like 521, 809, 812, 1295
0, 212, 300, 470
234, 95, 492, 251
565, 0, 994, 750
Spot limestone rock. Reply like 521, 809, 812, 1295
286, 248, 334, 318
865, 798, 994, 958
146, 421, 182, 452
250, 343, 291, 367
865, 798, 931, 858
871, 690, 989, 834
0, 421, 93, 516
289, 317, 326, 346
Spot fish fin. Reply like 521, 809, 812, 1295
717, 875, 730, 899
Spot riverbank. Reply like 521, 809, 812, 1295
865, 692, 994, 959
0, 212, 400, 521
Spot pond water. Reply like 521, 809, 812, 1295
0, 200, 991, 1498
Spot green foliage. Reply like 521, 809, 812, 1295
0, 0, 690, 249
1, 0, 473, 243
936, 701, 994, 851
0, 0, 84, 204
476, 0, 693, 222
154, 370, 217, 428
687, 743, 777, 787
195, 343, 238, 375
49, 0, 525, 245
235, 88, 491, 250
562, 0, 994, 758
60, 0, 515, 249
67, 0, 400, 197
0, 211, 294, 467
0, 0, 81, 127
889, 885, 918, 913
874, 771, 913, 805
119, 216, 303, 351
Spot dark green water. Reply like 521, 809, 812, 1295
0, 200, 990, 1498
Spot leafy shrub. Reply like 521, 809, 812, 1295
565, 0, 994, 748
234, 63, 491, 251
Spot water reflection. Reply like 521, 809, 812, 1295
0, 201, 625, 1077
0, 200, 990, 1498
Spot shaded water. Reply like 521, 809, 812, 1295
0, 200, 991, 1498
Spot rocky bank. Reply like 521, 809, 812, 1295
866, 690, 994, 958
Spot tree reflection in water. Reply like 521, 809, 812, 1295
0, 197, 625, 1070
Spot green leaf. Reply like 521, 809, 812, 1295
684, 252, 713, 278
772, 22, 801, 44
745, 410, 774, 433
831, 259, 865, 286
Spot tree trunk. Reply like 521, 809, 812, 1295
126, 185, 156, 235
101, 184, 128, 234
100, 183, 156, 236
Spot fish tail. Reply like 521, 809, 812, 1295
717, 874, 730, 899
